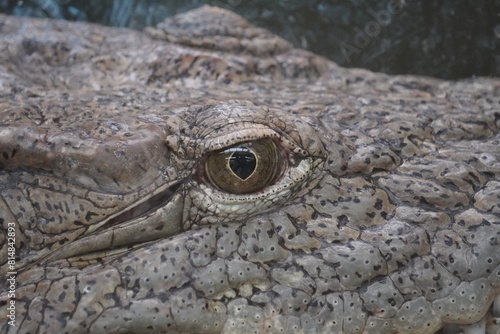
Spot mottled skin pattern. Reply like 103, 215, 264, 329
0, 5, 499, 334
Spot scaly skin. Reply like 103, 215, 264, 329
0, 6, 499, 334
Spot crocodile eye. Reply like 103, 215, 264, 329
205, 139, 280, 194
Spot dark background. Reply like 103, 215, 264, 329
1, 0, 499, 80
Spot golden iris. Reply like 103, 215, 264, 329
205, 139, 279, 194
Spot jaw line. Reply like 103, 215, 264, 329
95, 181, 182, 233
37, 181, 185, 265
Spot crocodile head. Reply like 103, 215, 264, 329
0, 5, 499, 334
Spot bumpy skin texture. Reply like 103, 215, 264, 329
0, 5, 499, 334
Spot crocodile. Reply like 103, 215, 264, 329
0, 5, 499, 334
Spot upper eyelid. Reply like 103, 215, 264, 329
202, 127, 282, 151
169, 125, 309, 159
206, 122, 311, 154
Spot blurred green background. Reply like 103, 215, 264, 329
1, 0, 499, 79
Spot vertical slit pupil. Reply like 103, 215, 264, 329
229, 147, 256, 180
